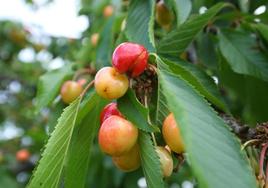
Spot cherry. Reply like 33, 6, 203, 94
16, 149, 30, 162
100, 102, 123, 124
91, 33, 99, 47
162, 113, 185, 154
98, 115, 138, 156
60, 80, 83, 104
156, 0, 174, 29
112, 143, 140, 172
155, 146, 173, 177
103, 5, 114, 18
112, 42, 149, 77
94, 67, 129, 100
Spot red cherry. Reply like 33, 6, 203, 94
100, 102, 123, 124
112, 42, 149, 77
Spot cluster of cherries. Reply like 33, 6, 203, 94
94, 43, 185, 176
60, 42, 185, 176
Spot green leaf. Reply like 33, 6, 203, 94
35, 65, 73, 112
158, 66, 257, 188
174, 0, 192, 25
255, 23, 268, 43
65, 92, 108, 188
157, 3, 227, 57
28, 98, 81, 188
218, 30, 268, 82
126, 0, 155, 52
155, 80, 170, 126
117, 90, 158, 132
158, 56, 228, 112
96, 16, 115, 70
138, 131, 164, 188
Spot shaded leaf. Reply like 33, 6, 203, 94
174, 0, 192, 25
126, 0, 155, 52
218, 30, 268, 82
157, 3, 227, 57
96, 16, 115, 70
158, 56, 228, 112
118, 90, 158, 132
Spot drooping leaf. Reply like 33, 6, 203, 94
158, 63, 257, 188
28, 98, 81, 188
174, 0, 192, 25
255, 23, 268, 43
157, 3, 227, 57
218, 58, 268, 124
117, 90, 158, 132
35, 64, 73, 112
218, 29, 268, 82
126, 0, 155, 52
138, 131, 164, 188
96, 16, 115, 70
65, 92, 108, 188
158, 56, 228, 112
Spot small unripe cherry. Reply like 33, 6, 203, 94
162, 113, 185, 154
155, 146, 173, 177
16, 149, 30, 162
100, 102, 123, 124
112, 143, 140, 172
98, 115, 138, 156
156, 0, 174, 29
94, 67, 129, 100
112, 42, 149, 77
91, 33, 99, 47
103, 5, 114, 18
60, 81, 83, 104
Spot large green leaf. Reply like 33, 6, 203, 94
35, 64, 73, 112
174, 0, 192, 25
159, 56, 227, 112
158, 64, 257, 188
157, 3, 227, 57
96, 16, 115, 70
28, 98, 81, 188
138, 131, 164, 188
117, 90, 158, 132
125, 0, 155, 52
218, 30, 268, 82
65, 92, 108, 188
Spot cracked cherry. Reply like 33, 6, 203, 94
162, 113, 185, 154
60, 81, 83, 104
112, 143, 140, 172
155, 146, 173, 177
98, 115, 138, 156
100, 102, 123, 124
112, 42, 149, 77
94, 67, 129, 100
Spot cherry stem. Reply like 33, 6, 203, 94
173, 155, 185, 173
144, 91, 157, 146
258, 142, 268, 181
80, 80, 94, 100
265, 160, 268, 186
241, 139, 261, 151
